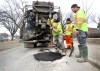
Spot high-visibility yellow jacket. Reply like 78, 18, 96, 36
74, 9, 88, 32
50, 19, 63, 36
64, 24, 74, 35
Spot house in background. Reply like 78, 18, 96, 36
0, 33, 8, 42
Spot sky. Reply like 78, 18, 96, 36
0, 0, 100, 35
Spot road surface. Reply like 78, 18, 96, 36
0, 41, 100, 71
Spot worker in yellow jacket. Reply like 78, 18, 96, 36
48, 15, 66, 55
71, 4, 88, 63
64, 18, 74, 49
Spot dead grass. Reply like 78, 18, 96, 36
0, 39, 22, 51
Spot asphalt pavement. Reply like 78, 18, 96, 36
0, 41, 100, 71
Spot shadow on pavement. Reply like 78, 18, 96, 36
88, 59, 100, 70
36, 43, 48, 48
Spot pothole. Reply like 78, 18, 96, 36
34, 52, 63, 61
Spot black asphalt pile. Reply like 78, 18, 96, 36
34, 52, 63, 61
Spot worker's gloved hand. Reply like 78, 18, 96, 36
50, 27, 53, 29
74, 30, 79, 35
63, 33, 66, 36
48, 18, 50, 21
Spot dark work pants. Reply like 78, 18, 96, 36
77, 30, 88, 59
77, 30, 87, 46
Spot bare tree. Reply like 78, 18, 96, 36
96, 17, 100, 30
89, 13, 100, 30
82, 0, 95, 21
90, 13, 98, 24
97, 21, 100, 30
2, 19, 18, 41
6, 0, 27, 39
0, 10, 19, 41
0, 0, 27, 40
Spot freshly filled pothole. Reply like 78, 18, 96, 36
34, 52, 63, 61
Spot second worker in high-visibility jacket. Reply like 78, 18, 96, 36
64, 18, 74, 49
47, 14, 66, 55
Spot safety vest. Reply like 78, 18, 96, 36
51, 19, 63, 36
74, 9, 88, 32
65, 24, 74, 35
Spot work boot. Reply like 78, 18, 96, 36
75, 45, 82, 58
82, 46, 88, 60
61, 49, 66, 56
77, 46, 88, 63
55, 48, 60, 53
77, 58, 88, 63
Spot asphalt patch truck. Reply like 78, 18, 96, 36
23, 1, 61, 48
